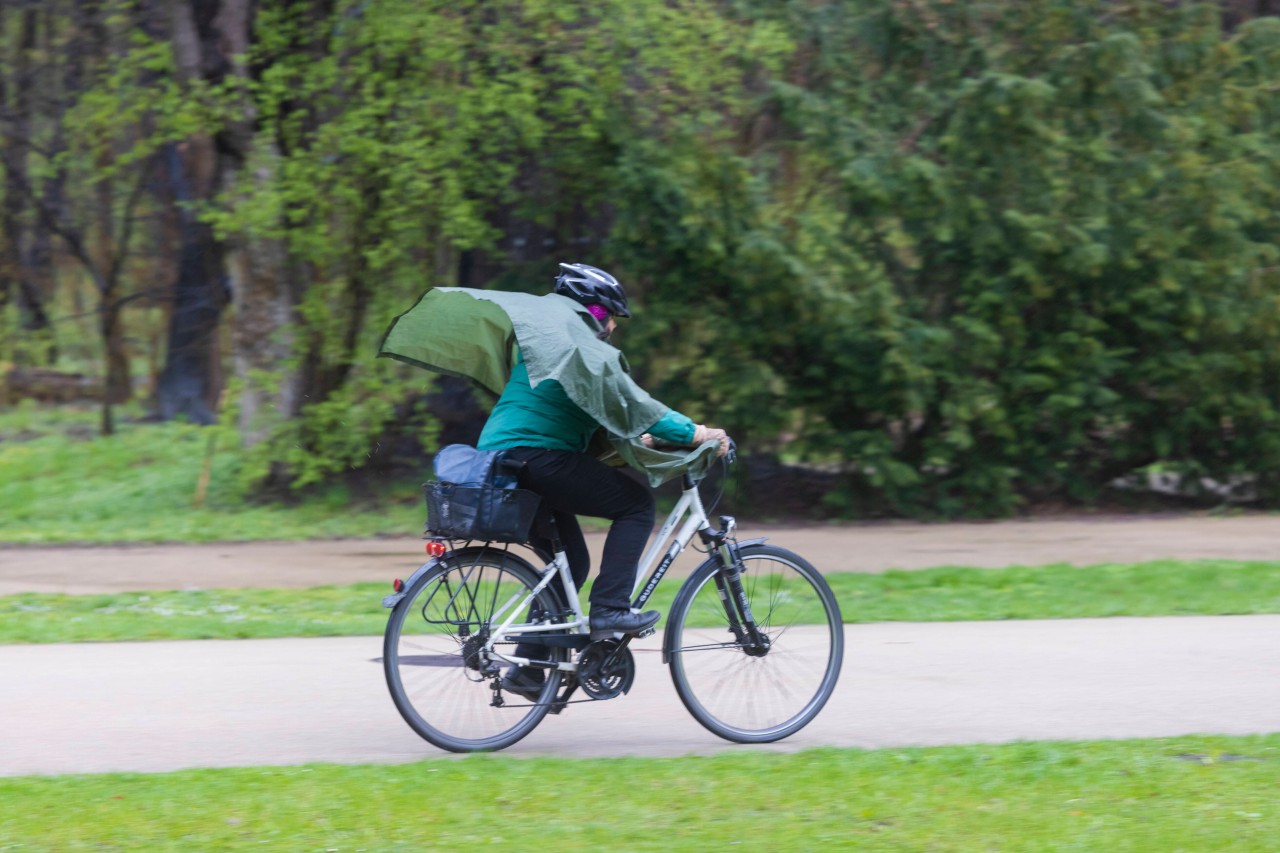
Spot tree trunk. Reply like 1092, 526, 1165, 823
26, 6, 65, 362
229, 186, 305, 446
3, 366, 101, 404
0, 195, 21, 328
0, 7, 55, 353
219, 0, 324, 450
154, 0, 236, 424
154, 142, 227, 423
99, 299, 127, 435
0, 71, 21, 325
78, 1, 131, 422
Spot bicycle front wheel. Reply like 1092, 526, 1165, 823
666, 543, 843, 743
384, 547, 566, 752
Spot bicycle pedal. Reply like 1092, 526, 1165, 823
636, 626, 656, 639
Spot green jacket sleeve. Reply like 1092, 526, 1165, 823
647, 409, 697, 445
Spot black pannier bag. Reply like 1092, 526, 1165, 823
424, 445, 542, 543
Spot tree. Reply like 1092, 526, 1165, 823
1, 2, 143, 431
152, 0, 242, 424
0, 4, 58, 363
654, 0, 1280, 514
200, 0, 779, 488
8, 0, 1280, 519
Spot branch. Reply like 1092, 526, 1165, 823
106, 152, 158, 290
0, 149, 108, 293
0, 119, 62, 161
897, 113, 935, 154
28, 286, 163, 327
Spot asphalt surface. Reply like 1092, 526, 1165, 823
4, 513, 1280, 777
3, 615, 1279, 776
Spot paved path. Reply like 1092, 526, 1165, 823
4, 513, 1280, 594
4, 515, 1279, 777
4, 615, 1278, 776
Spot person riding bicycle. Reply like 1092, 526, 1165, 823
477, 262, 730, 700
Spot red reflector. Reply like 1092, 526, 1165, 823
393, 578, 404, 592
425, 541, 447, 558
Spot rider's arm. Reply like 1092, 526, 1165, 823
646, 409, 696, 445
645, 410, 730, 457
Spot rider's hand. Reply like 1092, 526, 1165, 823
640, 433, 655, 448
693, 425, 732, 457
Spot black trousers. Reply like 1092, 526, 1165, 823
504, 446, 655, 612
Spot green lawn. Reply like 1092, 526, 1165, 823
0, 413, 424, 544
3, 558, 1279, 644
2, 736, 1276, 851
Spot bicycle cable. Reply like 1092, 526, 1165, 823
700, 440, 736, 520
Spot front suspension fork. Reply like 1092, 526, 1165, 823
705, 517, 770, 655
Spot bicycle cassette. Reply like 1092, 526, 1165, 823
576, 639, 636, 700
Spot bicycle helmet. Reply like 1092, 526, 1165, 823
553, 263, 631, 319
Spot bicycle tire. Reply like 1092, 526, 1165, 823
665, 543, 843, 743
383, 546, 567, 752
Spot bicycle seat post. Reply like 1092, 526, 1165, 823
542, 511, 565, 556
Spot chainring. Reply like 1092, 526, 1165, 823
577, 639, 635, 700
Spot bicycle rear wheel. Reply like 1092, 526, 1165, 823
384, 547, 566, 752
665, 543, 843, 743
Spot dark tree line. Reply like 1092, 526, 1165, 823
3, 0, 1280, 517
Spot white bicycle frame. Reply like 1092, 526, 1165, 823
484, 481, 715, 673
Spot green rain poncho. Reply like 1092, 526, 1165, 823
378, 288, 720, 486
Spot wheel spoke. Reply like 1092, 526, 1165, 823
667, 546, 843, 743
384, 550, 565, 752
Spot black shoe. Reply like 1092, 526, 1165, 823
589, 607, 660, 640
500, 665, 545, 702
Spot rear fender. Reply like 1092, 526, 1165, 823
381, 559, 438, 609
380, 544, 543, 608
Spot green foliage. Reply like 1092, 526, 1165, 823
42, 0, 1280, 518
3, 737, 1280, 851
617, 0, 1280, 516
231, 367, 440, 492
63, 34, 211, 178
197, 0, 779, 490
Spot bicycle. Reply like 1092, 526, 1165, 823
381, 451, 844, 753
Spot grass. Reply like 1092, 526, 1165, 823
0, 409, 423, 543
0, 398, 107, 442
826, 558, 1280, 621
0, 583, 394, 643
1, 735, 1277, 851
3, 558, 1279, 644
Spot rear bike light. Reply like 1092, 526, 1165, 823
424, 540, 448, 558
392, 578, 404, 592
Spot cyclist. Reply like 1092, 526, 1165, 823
478, 262, 729, 700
